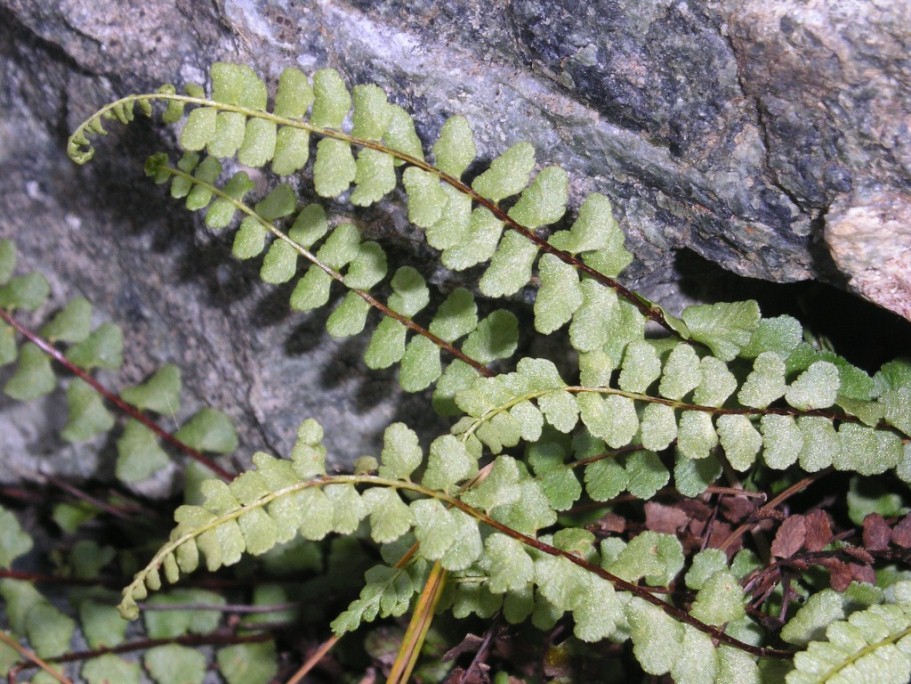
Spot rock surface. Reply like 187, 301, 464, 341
0, 0, 909, 479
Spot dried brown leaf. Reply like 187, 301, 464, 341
678, 499, 712, 520
862, 513, 891, 551
588, 512, 626, 535
849, 562, 876, 586
644, 501, 689, 534
893, 515, 911, 548
705, 520, 735, 551
771, 515, 806, 558
720, 496, 757, 524
828, 558, 852, 591
803, 510, 833, 552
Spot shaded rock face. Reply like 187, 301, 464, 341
0, 1, 908, 476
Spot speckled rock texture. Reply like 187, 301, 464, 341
0, 0, 908, 482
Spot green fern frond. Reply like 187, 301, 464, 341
787, 596, 911, 683
68, 62, 671, 339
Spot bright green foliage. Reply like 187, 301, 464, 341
314, 138, 357, 197
835, 423, 902, 476
659, 343, 701, 400
422, 435, 477, 493
216, 641, 278, 684
738, 351, 787, 408
0, 507, 32, 569
627, 597, 685, 675
384, 105, 424, 162
65, 321, 123, 370
461, 310, 517, 364
174, 407, 237, 454
121, 363, 181, 414
570, 279, 617, 353
0, 272, 50, 311
78, 597, 128, 649
441, 207, 503, 270
479, 231, 538, 298
0, 322, 15, 366
144, 644, 207, 684
535, 254, 582, 334
332, 564, 420, 633
432, 115, 476, 178
676, 410, 718, 460
578, 393, 637, 448
351, 148, 396, 205
61, 62, 911, 683
311, 68, 351, 128
239, 114, 277, 172
507, 166, 568, 229
787, 601, 911, 684
144, 589, 225, 638
81, 654, 142, 684
607, 531, 684, 586
693, 355, 738, 407
674, 454, 723, 497
40, 296, 92, 342
881, 386, 911, 436
211, 62, 266, 109
403, 168, 447, 227
363, 488, 412, 543
686, 549, 729, 590
61, 379, 115, 442
625, 450, 669, 499
0, 579, 75, 658
352, 83, 393, 140
429, 288, 477, 343
116, 419, 170, 483
689, 570, 745, 626
782, 589, 849, 646
4, 343, 55, 400
260, 239, 298, 284
681, 300, 760, 362
786, 361, 840, 410
640, 402, 677, 451
619, 340, 661, 393
717, 414, 762, 471
472, 142, 535, 203
0, 238, 15, 283
761, 414, 802, 469
742, 315, 803, 359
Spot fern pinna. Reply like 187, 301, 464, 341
66, 63, 911, 682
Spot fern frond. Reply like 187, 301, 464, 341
450, 350, 907, 499
787, 599, 911, 684
68, 62, 677, 336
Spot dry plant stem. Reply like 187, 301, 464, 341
716, 468, 834, 553
386, 561, 447, 684
0, 632, 72, 684
285, 634, 341, 684
42, 474, 135, 521
0, 307, 235, 481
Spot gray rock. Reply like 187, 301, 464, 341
1, 0, 909, 481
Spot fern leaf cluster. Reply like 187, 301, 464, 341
0, 239, 237, 483
55, 61, 911, 682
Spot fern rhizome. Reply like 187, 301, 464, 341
5, 61, 910, 681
